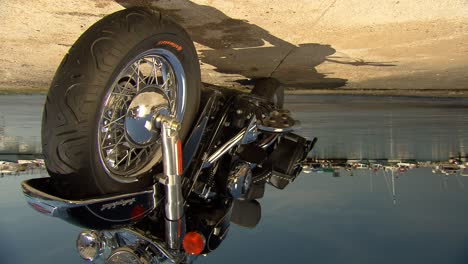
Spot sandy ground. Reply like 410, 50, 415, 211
0, 0, 467, 96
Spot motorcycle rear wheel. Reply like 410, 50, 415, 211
42, 8, 200, 198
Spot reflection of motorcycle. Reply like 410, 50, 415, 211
21, 7, 315, 263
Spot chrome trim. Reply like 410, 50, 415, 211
241, 117, 258, 144
165, 218, 185, 250
76, 230, 105, 262
106, 247, 141, 264
124, 88, 169, 147
86, 228, 181, 263
227, 162, 252, 199
159, 115, 186, 249
204, 128, 247, 168
259, 134, 279, 149
257, 120, 301, 133
114, 228, 178, 261
21, 179, 155, 216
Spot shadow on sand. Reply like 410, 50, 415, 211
118, 0, 351, 88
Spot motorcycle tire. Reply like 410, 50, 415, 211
42, 7, 201, 198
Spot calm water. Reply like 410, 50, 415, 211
2, 169, 468, 263
0, 95, 42, 155
1, 94, 467, 160
286, 95, 468, 161
1, 94, 468, 263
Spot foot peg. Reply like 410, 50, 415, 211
257, 109, 301, 132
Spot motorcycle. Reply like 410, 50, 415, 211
21, 7, 316, 263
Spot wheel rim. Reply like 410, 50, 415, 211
97, 49, 186, 181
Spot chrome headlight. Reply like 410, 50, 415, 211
106, 247, 142, 264
76, 230, 105, 261
76, 229, 163, 263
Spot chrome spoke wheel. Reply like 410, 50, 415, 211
98, 49, 186, 180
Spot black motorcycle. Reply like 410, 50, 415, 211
22, 7, 315, 263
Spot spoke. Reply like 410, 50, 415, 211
113, 83, 122, 94
161, 61, 168, 87
100, 106, 125, 147
151, 57, 159, 85
101, 129, 110, 148
112, 91, 131, 97
102, 132, 125, 150
160, 74, 169, 92
125, 148, 135, 169
102, 142, 119, 150
115, 151, 130, 167
115, 79, 127, 94
103, 115, 126, 128
129, 61, 142, 92
101, 110, 117, 147
118, 75, 137, 95
131, 148, 147, 164
140, 60, 155, 86
106, 133, 126, 153
102, 114, 112, 121
144, 58, 156, 86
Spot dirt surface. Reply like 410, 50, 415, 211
0, 0, 467, 96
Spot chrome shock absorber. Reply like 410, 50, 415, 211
157, 115, 186, 250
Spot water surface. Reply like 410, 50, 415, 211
287, 95, 468, 161
2, 169, 467, 263
0, 95, 43, 154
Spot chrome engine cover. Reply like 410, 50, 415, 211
227, 162, 252, 199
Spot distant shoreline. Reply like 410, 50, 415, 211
1, 86, 468, 98
0, 88, 47, 95
285, 89, 468, 98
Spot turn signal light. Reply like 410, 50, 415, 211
182, 231, 206, 255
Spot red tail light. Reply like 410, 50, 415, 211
182, 231, 206, 255
28, 201, 54, 215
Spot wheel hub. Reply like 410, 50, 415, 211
124, 87, 169, 147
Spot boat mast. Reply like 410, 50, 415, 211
392, 169, 396, 205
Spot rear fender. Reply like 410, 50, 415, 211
21, 178, 160, 229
